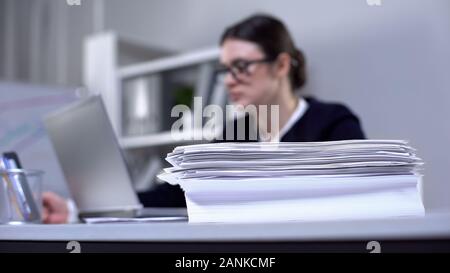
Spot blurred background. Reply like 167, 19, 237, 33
0, 0, 449, 212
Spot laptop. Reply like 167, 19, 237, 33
43, 95, 187, 220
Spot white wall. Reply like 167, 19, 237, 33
104, 0, 450, 211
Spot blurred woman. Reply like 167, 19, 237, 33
216, 14, 365, 142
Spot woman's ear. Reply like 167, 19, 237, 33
274, 53, 291, 78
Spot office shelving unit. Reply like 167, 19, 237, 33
83, 31, 225, 191
83, 31, 223, 149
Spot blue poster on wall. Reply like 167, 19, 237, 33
0, 82, 80, 196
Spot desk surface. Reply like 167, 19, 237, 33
1, 212, 450, 242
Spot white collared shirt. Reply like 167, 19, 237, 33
261, 98, 309, 142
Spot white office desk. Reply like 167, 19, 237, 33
1, 212, 450, 252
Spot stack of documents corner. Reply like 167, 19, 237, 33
158, 140, 425, 223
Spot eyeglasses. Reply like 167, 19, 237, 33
216, 58, 275, 82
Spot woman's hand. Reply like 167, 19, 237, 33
42, 191, 69, 224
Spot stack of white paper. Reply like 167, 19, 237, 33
158, 140, 425, 223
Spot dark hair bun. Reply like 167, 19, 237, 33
291, 48, 307, 90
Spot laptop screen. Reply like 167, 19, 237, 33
44, 96, 142, 214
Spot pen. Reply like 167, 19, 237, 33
0, 157, 30, 220
0, 160, 24, 220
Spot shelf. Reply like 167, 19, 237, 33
84, 32, 226, 152
120, 129, 221, 149
118, 47, 220, 79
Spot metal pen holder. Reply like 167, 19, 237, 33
0, 169, 43, 224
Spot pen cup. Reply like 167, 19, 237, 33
0, 169, 44, 225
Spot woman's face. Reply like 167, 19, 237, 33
220, 39, 280, 107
